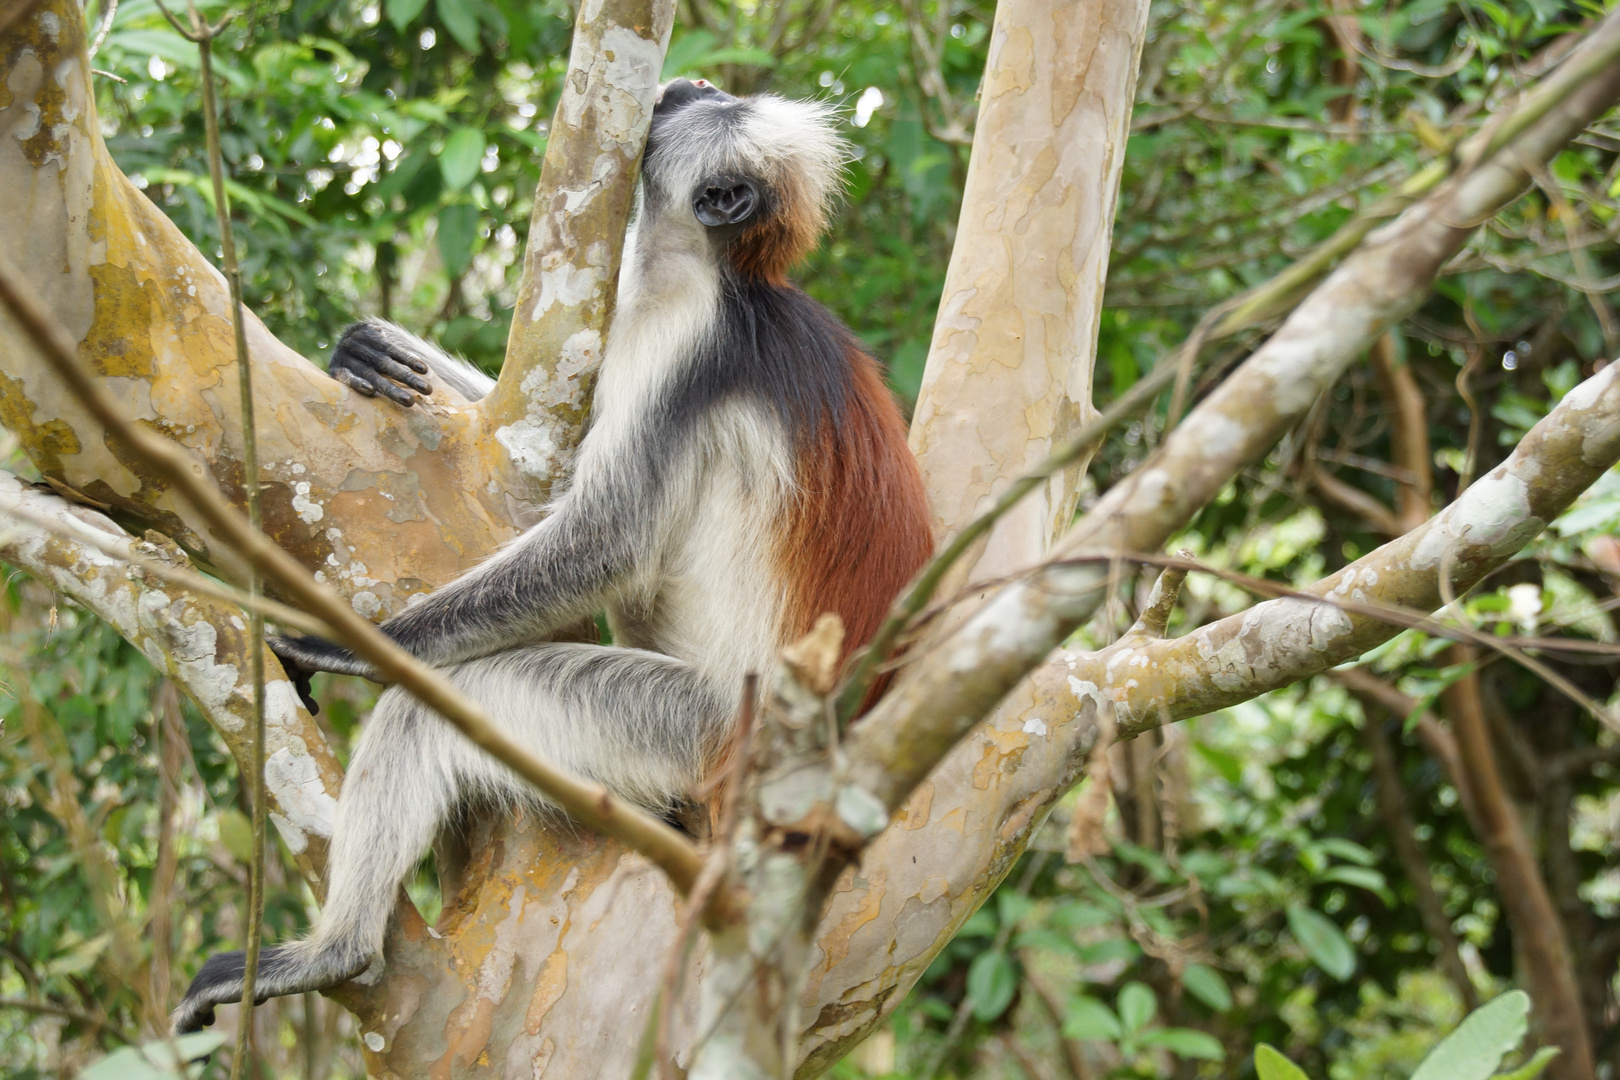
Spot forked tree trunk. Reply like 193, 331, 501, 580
6, 2, 1620, 1077
0, 1, 1148, 1074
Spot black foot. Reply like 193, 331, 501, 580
174, 944, 371, 1034
329, 320, 432, 407
268, 634, 378, 712
173, 949, 251, 1033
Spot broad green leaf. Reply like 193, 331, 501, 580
1410, 991, 1530, 1080
1287, 905, 1355, 980
1194, 741, 1244, 785
1256, 1044, 1311, 1080
1063, 995, 1122, 1041
1182, 963, 1233, 1011
1117, 981, 1157, 1034
662, 30, 719, 77
81, 1032, 225, 1080
79, 1048, 172, 1080
965, 950, 1017, 1022
1141, 1028, 1226, 1060
437, 203, 480, 278
386, 0, 430, 31
1493, 1047, 1560, 1080
439, 127, 487, 191
218, 806, 254, 863
436, 0, 482, 51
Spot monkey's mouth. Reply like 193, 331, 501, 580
693, 176, 760, 228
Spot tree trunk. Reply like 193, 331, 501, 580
7, 2, 1620, 1077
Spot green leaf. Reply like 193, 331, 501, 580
1117, 981, 1157, 1034
1063, 995, 1122, 1041
1194, 741, 1244, 785
1493, 1047, 1560, 1080
386, 0, 430, 31
1287, 905, 1355, 980
218, 807, 254, 863
1182, 963, 1233, 1011
436, 0, 482, 51
662, 30, 718, 77
437, 203, 480, 278
1320, 865, 1389, 897
81, 1032, 226, 1080
965, 950, 1018, 1022
439, 127, 487, 191
1256, 1044, 1312, 1080
1316, 837, 1378, 866
1141, 1028, 1226, 1061
1410, 991, 1531, 1080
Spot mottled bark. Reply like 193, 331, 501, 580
0, 474, 344, 884
488, 0, 675, 495
842, 11, 1620, 819
907, 0, 1147, 586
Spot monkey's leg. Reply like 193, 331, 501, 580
172, 688, 469, 1033
173, 643, 730, 1032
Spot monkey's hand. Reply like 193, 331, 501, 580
269, 634, 382, 714
328, 320, 432, 407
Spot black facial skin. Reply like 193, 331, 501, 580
654, 77, 731, 116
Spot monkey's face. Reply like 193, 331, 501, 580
643, 79, 847, 283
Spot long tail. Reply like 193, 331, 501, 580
173, 691, 457, 1033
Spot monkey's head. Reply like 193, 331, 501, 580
643, 78, 848, 284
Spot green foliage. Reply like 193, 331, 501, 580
78, 1031, 225, 1080
1258, 991, 1562, 1080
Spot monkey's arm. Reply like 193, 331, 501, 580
327, 319, 496, 406
271, 445, 664, 691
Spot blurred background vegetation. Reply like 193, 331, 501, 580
3, 0, 1619, 1077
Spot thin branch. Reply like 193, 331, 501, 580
0, 481, 331, 638
87, 0, 119, 58
0, 249, 720, 913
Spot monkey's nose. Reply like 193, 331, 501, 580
693, 178, 760, 228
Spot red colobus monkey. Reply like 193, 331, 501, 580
174, 79, 933, 1032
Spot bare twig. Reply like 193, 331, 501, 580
0, 998, 136, 1045
0, 482, 331, 638
153, 1, 269, 1064
87, 0, 119, 58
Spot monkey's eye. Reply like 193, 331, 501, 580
693, 177, 760, 228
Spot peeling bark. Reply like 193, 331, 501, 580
0, 0, 525, 606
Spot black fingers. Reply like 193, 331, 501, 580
329, 322, 433, 406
